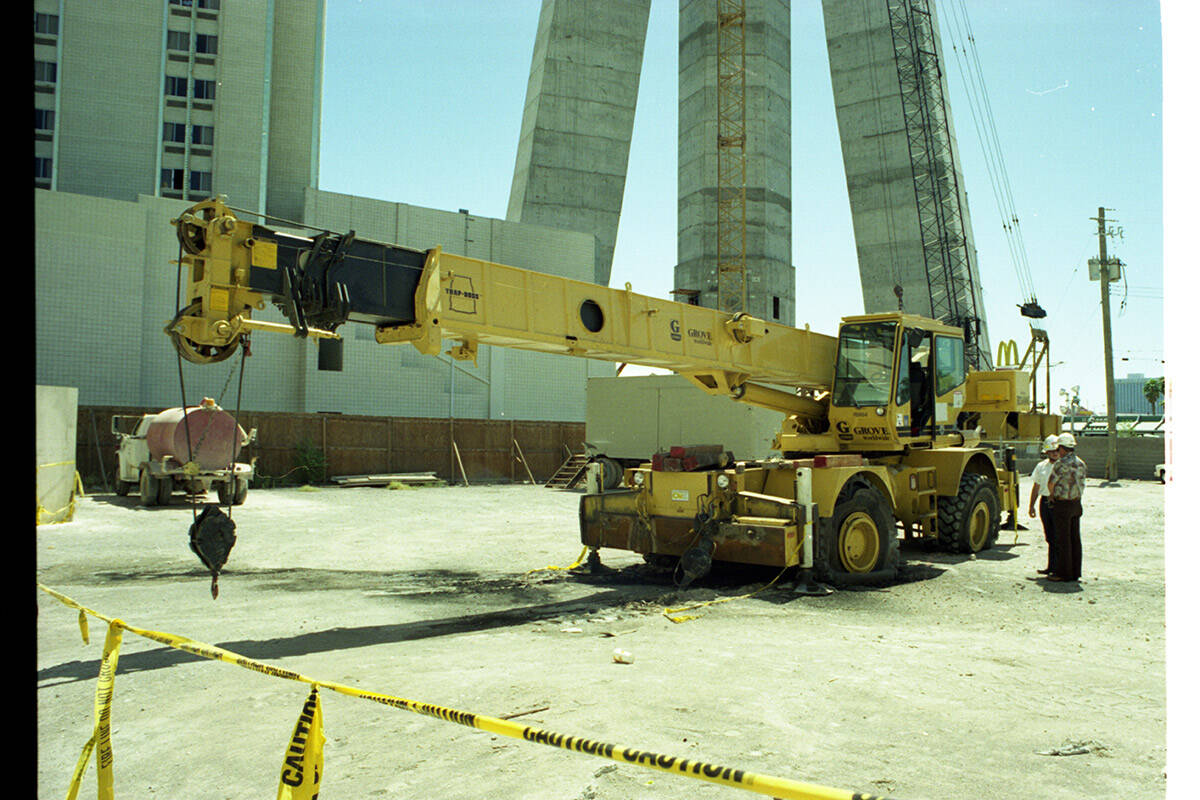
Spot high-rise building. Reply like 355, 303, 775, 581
34, 2, 608, 425
1114, 373, 1162, 416
33, 0, 324, 222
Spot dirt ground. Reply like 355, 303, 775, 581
36, 477, 1166, 799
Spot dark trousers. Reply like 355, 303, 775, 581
1049, 497, 1083, 580
1038, 496, 1058, 569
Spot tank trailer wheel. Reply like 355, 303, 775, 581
233, 476, 249, 505
816, 485, 899, 587
937, 472, 1001, 554
218, 477, 250, 506
138, 469, 159, 507
156, 473, 174, 506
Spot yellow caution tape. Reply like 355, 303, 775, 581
66, 619, 123, 800
278, 685, 324, 799
36, 470, 84, 525
523, 545, 591, 576
663, 568, 789, 623
38, 583, 895, 800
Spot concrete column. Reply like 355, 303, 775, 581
507, 0, 652, 287
675, 0, 794, 326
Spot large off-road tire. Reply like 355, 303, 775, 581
138, 469, 160, 507
815, 484, 899, 586
937, 472, 1001, 554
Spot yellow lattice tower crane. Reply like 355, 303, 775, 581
716, 0, 747, 314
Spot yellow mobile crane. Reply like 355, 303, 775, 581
166, 199, 1057, 587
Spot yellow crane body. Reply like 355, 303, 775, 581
164, 199, 1049, 587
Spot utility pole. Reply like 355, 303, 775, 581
1091, 207, 1119, 480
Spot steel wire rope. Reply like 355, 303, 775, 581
950, 0, 1038, 296
174, 238, 199, 527
961, 9, 1039, 305
942, 0, 1039, 305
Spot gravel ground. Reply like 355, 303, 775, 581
36, 478, 1166, 799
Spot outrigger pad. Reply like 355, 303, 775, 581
189, 503, 237, 576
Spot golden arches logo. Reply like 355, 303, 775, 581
996, 339, 1019, 367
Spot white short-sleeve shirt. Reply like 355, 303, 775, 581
1031, 458, 1054, 497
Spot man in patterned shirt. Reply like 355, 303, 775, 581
1046, 432, 1087, 582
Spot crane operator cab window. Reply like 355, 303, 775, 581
832, 321, 897, 408
934, 335, 967, 396
896, 329, 933, 436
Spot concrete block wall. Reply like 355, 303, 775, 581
676, 0, 795, 325
36, 1, 323, 222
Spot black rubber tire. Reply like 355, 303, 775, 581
937, 472, 1001, 554
815, 485, 899, 587
138, 469, 159, 507
156, 474, 174, 506
216, 478, 232, 506
232, 477, 248, 505
113, 457, 132, 496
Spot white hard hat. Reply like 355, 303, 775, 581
1042, 435, 1059, 452
1057, 432, 1077, 449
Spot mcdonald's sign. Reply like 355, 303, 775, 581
996, 339, 1019, 367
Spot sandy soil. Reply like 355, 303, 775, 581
36, 478, 1166, 799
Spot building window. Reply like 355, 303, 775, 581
34, 13, 60, 35
35, 108, 55, 130
772, 296, 780, 320
195, 34, 218, 54
191, 125, 214, 146
34, 61, 57, 83
193, 79, 215, 100
166, 29, 190, 51
161, 168, 184, 190
165, 75, 188, 97
35, 157, 53, 180
168, 0, 193, 6
164, 122, 187, 143
199, 0, 220, 9
189, 171, 212, 193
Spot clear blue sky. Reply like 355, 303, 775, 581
317, 0, 1167, 417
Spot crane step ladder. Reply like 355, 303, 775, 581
545, 452, 589, 491
905, 466, 940, 539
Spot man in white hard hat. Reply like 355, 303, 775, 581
1046, 431, 1087, 582
1028, 435, 1060, 575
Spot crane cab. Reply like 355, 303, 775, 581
827, 312, 968, 453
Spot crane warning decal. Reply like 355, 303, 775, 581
447, 275, 479, 314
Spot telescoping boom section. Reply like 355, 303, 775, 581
167, 199, 835, 421
167, 199, 1035, 589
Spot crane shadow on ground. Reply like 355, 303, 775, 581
36, 564, 687, 687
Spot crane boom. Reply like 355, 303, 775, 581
167, 199, 835, 420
